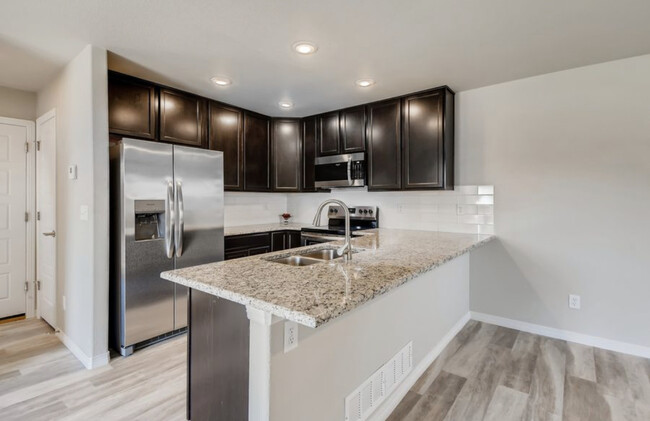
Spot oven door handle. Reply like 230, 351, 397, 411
347, 157, 352, 186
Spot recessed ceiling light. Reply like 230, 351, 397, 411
356, 79, 376, 88
211, 76, 232, 86
279, 101, 294, 109
292, 41, 318, 55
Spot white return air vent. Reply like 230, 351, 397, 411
345, 341, 413, 421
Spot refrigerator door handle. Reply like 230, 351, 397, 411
165, 181, 175, 259
175, 180, 184, 257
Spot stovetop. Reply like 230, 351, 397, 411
301, 205, 378, 236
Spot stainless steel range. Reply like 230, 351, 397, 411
301, 205, 378, 246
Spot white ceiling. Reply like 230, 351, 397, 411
2, 0, 650, 117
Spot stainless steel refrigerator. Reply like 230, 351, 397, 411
110, 138, 224, 356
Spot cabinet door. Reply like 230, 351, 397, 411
272, 119, 301, 192
317, 112, 340, 156
209, 102, 243, 190
160, 88, 207, 148
367, 100, 402, 190
286, 232, 301, 249
108, 74, 157, 139
225, 250, 249, 260
271, 232, 286, 252
402, 90, 447, 189
243, 112, 271, 191
301, 117, 317, 192
340, 106, 366, 153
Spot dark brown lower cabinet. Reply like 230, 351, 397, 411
188, 289, 249, 421
367, 99, 402, 190
225, 230, 301, 259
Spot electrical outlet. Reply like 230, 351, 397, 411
62, 295, 67, 311
284, 321, 298, 353
569, 294, 581, 310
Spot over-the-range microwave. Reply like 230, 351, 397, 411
314, 152, 366, 188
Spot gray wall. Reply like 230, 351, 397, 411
269, 254, 470, 421
459, 54, 650, 347
37, 45, 110, 365
0, 85, 36, 120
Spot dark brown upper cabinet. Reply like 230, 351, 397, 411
402, 88, 454, 190
272, 119, 301, 192
160, 88, 207, 148
367, 99, 402, 191
301, 117, 317, 192
208, 102, 243, 191
340, 106, 366, 153
243, 112, 271, 191
317, 111, 340, 156
108, 73, 157, 140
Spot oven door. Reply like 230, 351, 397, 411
315, 153, 365, 188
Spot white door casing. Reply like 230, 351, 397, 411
0, 117, 33, 319
36, 110, 57, 327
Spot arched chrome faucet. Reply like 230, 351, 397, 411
312, 199, 353, 260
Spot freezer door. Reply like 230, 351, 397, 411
121, 139, 176, 347
173, 145, 224, 329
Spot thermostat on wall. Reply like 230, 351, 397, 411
68, 165, 77, 180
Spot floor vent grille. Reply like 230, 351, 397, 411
345, 341, 413, 421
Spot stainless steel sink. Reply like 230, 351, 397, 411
300, 249, 342, 261
267, 255, 323, 266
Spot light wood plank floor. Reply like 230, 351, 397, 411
0, 318, 186, 420
2, 319, 649, 420
388, 320, 650, 421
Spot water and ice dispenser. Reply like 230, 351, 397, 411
134, 200, 166, 241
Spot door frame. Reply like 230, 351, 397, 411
0, 116, 36, 318
35, 109, 56, 323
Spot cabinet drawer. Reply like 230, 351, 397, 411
225, 233, 271, 251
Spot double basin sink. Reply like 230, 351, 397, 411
266, 247, 356, 266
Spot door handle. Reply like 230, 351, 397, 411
42, 231, 56, 237
347, 157, 352, 186
174, 181, 184, 258
165, 181, 174, 259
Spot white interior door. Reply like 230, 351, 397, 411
36, 111, 56, 327
0, 118, 29, 319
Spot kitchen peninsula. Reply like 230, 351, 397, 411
161, 229, 493, 421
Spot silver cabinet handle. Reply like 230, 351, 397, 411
347, 157, 352, 186
42, 231, 56, 237
165, 181, 174, 259
175, 181, 184, 258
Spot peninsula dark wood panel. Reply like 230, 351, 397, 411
402, 89, 444, 189
209, 102, 243, 190
108, 74, 158, 140
367, 99, 402, 190
340, 105, 366, 153
301, 117, 317, 191
317, 111, 340, 156
159, 88, 207, 148
272, 119, 301, 192
243, 112, 271, 191
188, 289, 249, 421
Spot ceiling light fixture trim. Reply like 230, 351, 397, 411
292, 41, 318, 55
211, 76, 232, 86
356, 79, 376, 88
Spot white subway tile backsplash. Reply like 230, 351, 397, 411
285, 185, 495, 235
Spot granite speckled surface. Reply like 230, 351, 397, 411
161, 229, 495, 328
224, 222, 308, 236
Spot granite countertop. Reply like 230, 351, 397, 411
224, 222, 309, 237
162, 229, 495, 328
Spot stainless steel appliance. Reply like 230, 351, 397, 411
314, 152, 366, 188
110, 138, 224, 356
301, 205, 378, 246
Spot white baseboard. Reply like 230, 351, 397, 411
471, 312, 650, 359
56, 331, 110, 370
369, 311, 472, 421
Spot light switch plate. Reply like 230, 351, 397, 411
68, 165, 77, 180
80, 205, 89, 221
284, 321, 298, 353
